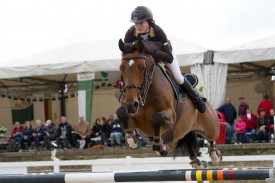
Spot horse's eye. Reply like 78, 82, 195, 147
139, 64, 146, 72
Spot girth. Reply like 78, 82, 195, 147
137, 98, 185, 145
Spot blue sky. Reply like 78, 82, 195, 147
1, 0, 275, 62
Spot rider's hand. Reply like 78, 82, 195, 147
146, 47, 157, 57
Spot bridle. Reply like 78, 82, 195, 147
119, 55, 155, 106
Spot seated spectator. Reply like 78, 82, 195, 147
238, 97, 249, 116
257, 108, 270, 143
44, 120, 57, 150
55, 116, 72, 149
110, 114, 124, 147
216, 97, 237, 144
107, 114, 114, 124
20, 121, 33, 151
234, 115, 246, 145
91, 118, 100, 137
8, 121, 23, 151
91, 117, 109, 146
257, 95, 274, 116
243, 108, 257, 142
32, 120, 45, 149
72, 115, 91, 149
269, 108, 275, 134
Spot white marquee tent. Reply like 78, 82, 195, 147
191, 35, 275, 109
212, 35, 275, 109
0, 37, 206, 79
214, 34, 275, 64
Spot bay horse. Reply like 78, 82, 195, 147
116, 39, 222, 168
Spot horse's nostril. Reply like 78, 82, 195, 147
134, 101, 139, 108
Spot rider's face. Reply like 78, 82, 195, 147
134, 21, 149, 34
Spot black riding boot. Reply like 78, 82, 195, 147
180, 78, 206, 113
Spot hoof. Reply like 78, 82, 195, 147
159, 145, 169, 157
209, 148, 222, 166
190, 158, 208, 169
126, 136, 140, 150
152, 144, 161, 152
153, 145, 169, 157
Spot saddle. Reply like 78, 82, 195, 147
157, 63, 198, 101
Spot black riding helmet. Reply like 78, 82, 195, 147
130, 6, 153, 23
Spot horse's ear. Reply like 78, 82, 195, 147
137, 39, 144, 52
118, 39, 125, 52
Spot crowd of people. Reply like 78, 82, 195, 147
7, 114, 125, 152
5, 94, 275, 152
217, 95, 274, 144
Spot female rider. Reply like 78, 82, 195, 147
124, 6, 206, 113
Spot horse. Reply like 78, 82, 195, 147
116, 39, 222, 168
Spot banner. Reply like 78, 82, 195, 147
77, 72, 94, 124
11, 104, 34, 124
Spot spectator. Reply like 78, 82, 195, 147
32, 120, 45, 149
238, 97, 249, 116
217, 97, 237, 144
8, 122, 23, 151
44, 120, 57, 150
234, 116, 246, 145
9, 122, 23, 142
20, 121, 33, 151
269, 108, 275, 134
91, 118, 100, 138
92, 117, 109, 146
257, 95, 274, 116
110, 114, 124, 147
107, 114, 114, 124
55, 116, 72, 149
257, 108, 270, 143
243, 108, 257, 142
72, 115, 91, 149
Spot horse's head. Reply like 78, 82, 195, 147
118, 39, 155, 115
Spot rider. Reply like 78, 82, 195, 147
124, 6, 206, 113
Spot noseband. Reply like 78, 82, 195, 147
119, 55, 155, 106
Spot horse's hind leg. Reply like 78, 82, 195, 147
209, 141, 222, 166
184, 132, 207, 169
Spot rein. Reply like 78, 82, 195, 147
119, 55, 155, 106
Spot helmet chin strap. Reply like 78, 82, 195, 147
138, 28, 150, 40
138, 28, 149, 36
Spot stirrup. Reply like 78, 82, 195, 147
200, 97, 207, 102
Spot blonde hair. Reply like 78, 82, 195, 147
36, 119, 42, 126
45, 120, 52, 127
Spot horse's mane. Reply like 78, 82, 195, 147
121, 40, 162, 56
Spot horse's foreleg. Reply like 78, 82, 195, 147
116, 106, 129, 130
116, 106, 140, 149
209, 141, 222, 166
151, 110, 173, 156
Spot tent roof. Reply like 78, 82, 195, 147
214, 34, 275, 64
0, 37, 206, 79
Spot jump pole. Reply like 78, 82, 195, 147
0, 168, 274, 183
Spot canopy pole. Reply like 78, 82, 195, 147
60, 83, 66, 116
204, 50, 214, 65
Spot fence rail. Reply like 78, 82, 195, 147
0, 168, 274, 183
0, 154, 275, 174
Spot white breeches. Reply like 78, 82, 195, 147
165, 52, 185, 84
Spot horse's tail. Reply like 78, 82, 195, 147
173, 131, 198, 158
